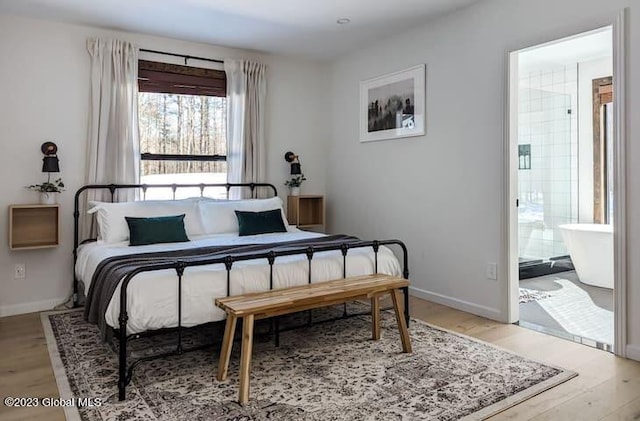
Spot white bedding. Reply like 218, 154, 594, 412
76, 228, 401, 334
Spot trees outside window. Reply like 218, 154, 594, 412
138, 60, 227, 198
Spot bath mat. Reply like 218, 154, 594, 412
42, 304, 576, 420
519, 288, 553, 304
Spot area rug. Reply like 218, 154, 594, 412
42, 304, 576, 421
519, 288, 553, 304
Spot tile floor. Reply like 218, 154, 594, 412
519, 270, 613, 350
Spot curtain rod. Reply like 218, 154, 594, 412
139, 48, 224, 64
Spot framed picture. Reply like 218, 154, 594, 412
360, 64, 426, 143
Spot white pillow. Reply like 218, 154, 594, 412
198, 197, 290, 235
88, 198, 204, 244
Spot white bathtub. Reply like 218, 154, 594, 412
559, 224, 613, 289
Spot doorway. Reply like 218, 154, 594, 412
508, 27, 617, 352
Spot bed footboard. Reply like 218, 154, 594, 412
115, 239, 409, 401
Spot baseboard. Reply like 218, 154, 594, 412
626, 344, 640, 362
409, 286, 504, 322
0, 297, 68, 318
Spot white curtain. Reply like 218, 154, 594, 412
83, 38, 140, 239
224, 59, 267, 199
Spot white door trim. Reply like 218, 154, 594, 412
503, 10, 629, 357
612, 8, 628, 358
503, 50, 519, 324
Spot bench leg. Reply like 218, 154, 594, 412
217, 314, 237, 381
371, 297, 381, 340
391, 289, 412, 353
403, 285, 410, 327
239, 314, 255, 405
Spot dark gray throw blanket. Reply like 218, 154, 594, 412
84, 235, 362, 340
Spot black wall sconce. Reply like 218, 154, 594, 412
518, 144, 531, 170
41, 141, 60, 181
284, 151, 302, 175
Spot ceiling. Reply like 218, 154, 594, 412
0, 0, 481, 60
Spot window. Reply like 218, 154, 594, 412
137, 60, 227, 199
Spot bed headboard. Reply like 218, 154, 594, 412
74, 182, 278, 246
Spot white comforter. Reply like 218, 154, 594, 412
76, 229, 401, 334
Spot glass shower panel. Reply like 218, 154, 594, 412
518, 88, 574, 261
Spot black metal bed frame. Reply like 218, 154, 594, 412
72, 183, 410, 401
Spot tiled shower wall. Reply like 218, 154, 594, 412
518, 65, 579, 260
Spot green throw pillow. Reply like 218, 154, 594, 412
235, 209, 287, 236
125, 214, 190, 246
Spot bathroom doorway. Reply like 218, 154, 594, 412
507, 27, 616, 351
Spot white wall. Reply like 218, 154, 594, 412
578, 57, 613, 223
0, 14, 330, 316
328, 0, 640, 358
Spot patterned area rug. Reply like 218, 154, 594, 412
519, 288, 553, 304
42, 304, 576, 421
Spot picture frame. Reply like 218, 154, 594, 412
360, 64, 426, 143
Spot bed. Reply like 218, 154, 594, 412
72, 183, 409, 400
77, 229, 402, 336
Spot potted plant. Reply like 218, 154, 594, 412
284, 174, 306, 196
27, 178, 65, 204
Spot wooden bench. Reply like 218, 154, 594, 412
214, 274, 411, 404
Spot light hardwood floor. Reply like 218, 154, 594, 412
1, 296, 640, 420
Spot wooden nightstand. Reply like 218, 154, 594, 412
287, 195, 325, 232
8, 204, 60, 250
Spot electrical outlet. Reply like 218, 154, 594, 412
486, 262, 497, 280
14, 264, 26, 279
